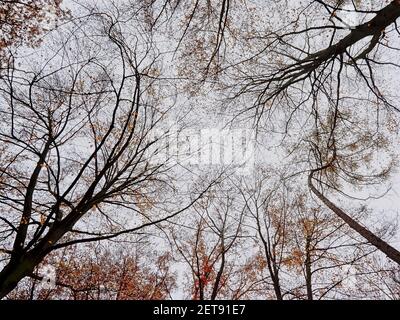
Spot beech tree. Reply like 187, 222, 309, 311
1, 0, 400, 300
158, 0, 400, 266
0, 3, 213, 298
234, 1, 400, 265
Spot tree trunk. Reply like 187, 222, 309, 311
305, 237, 313, 300
308, 171, 400, 266
271, 271, 283, 300
0, 254, 41, 299
0, 229, 63, 299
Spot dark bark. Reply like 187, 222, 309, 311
244, 0, 400, 107
211, 246, 225, 300
307, 1, 400, 63
308, 171, 400, 266
305, 236, 313, 300
0, 251, 44, 298
271, 265, 283, 300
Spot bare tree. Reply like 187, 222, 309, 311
169, 186, 265, 300
240, 172, 385, 300
0, 3, 212, 298
220, 1, 400, 266
1, 0, 400, 300
240, 177, 288, 300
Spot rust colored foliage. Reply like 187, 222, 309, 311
9, 247, 176, 300
0, 0, 66, 57
192, 255, 214, 300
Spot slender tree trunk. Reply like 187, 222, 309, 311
211, 248, 225, 300
304, 237, 313, 300
271, 269, 283, 300
308, 171, 400, 265
261, 242, 283, 300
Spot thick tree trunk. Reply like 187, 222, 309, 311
0, 254, 41, 299
0, 228, 63, 299
308, 171, 400, 266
